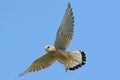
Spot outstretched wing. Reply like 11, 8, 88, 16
20, 53, 56, 76
54, 3, 74, 50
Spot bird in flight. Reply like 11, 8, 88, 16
20, 3, 86, 76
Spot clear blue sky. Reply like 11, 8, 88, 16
0, 0, 120, 80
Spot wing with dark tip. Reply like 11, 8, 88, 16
54, 3, 74, 50
20, 53, 56, 76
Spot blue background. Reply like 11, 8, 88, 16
0, 0, 120, 80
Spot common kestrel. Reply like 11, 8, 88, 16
20, 3, 86, 76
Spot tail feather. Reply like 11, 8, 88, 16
67, 50, 86, 71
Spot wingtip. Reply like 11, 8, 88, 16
68, 2, 71, 8
18, 73, 24, 77
18, 69, 29, 77
18, 72, 27, 77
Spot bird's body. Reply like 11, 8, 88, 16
20, 3, 86, 76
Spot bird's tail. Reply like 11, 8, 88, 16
65, 50, 86, 71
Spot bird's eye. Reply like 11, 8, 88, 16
47, 46, 49, 49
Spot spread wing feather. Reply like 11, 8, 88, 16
54, 3, 74, 50
20, 53, 56, 76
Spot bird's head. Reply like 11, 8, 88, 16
45, 45, 56, 52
